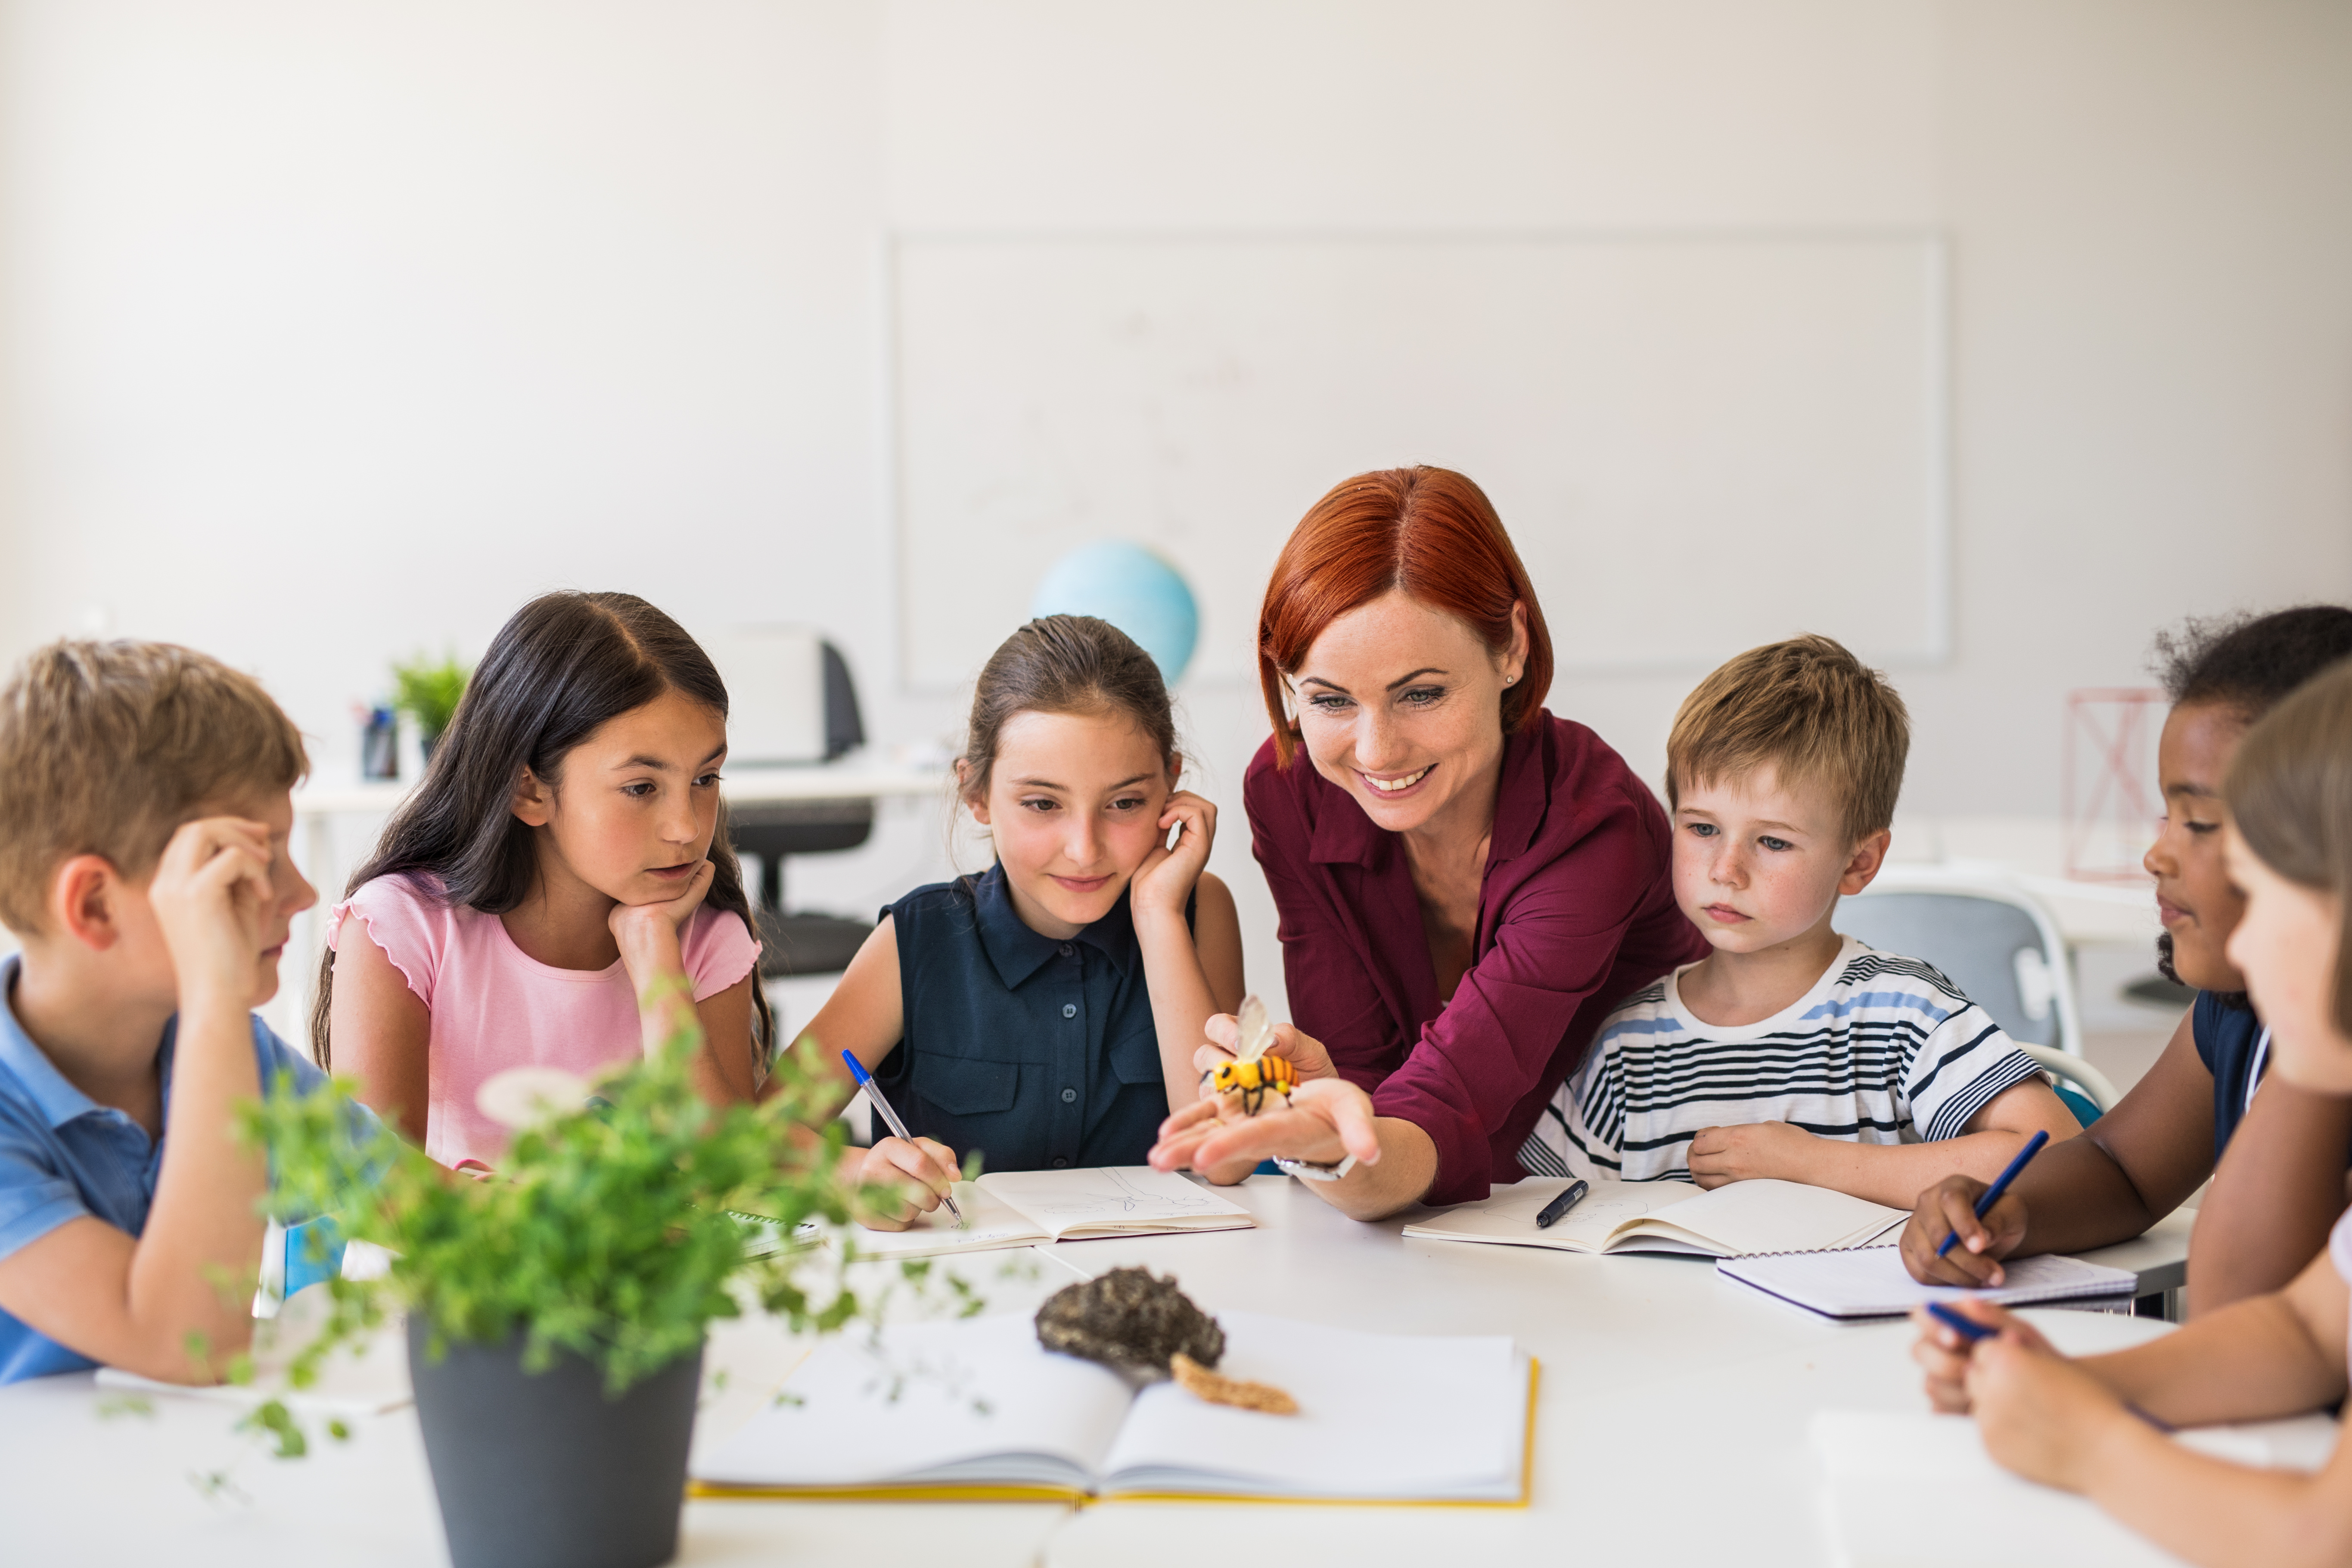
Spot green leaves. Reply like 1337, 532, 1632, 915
238, 1024, 948, 1409
388, 652, 469, 738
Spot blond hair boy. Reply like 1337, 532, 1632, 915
0, 641, 336, 1382
1522, 635, 2078, 1204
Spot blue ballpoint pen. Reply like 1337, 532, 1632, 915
1936, 1127, 2050, 1258
842, 1051, 964, 1226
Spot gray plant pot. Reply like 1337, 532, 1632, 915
406, 1317, 704, 1568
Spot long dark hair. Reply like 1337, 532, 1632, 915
311, 591, 772, 1067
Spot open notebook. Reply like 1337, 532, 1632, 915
1720, 1247, 2137, 1320
812, 1166, 1256, 1260
1402, 1177, 1907, 1258
1814, 1409, 2338, 1568
692, 1310, 1535, 1505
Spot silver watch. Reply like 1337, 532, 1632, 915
1272, 1152, 1359, 1183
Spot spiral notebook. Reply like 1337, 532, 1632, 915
1719, 1246, 2137, 1320
1401, 1177, 1907, 1258
692, 1310, 1535, 1505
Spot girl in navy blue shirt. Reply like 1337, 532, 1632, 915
800, 617, 1244, 1222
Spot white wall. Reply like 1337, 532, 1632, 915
2, 0, 2348, 1019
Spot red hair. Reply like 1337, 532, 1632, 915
1257, 466, 1553, 767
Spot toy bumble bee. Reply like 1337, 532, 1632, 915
1206, 995, 1296, 1117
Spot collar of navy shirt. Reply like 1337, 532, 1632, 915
968, 860, 1141, 991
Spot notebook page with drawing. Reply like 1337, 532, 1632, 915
691, 1310, 1533, 1504
979, 1165, 1253, 1238
1720, 1247, 2136, 1320
1403, 1177, 1905, 1258
834, 1166, 1256, 1261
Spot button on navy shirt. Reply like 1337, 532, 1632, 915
876, 863, 1184, 1174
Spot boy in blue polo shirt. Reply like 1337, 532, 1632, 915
0, 640, 332, 1383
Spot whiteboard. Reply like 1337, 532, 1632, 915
889, 233, 1946, 689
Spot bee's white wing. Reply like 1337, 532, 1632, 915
1234, 994, 1272, 1064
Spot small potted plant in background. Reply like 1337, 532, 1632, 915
242, 997, 971, 1568
388, 650, 469, 762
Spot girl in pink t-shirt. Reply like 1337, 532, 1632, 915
320, 593, 973, 1224
1908, 660, 2352, 1563
316, 593, 770, 1172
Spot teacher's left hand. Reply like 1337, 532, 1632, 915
1150, 1076, 1382, 1179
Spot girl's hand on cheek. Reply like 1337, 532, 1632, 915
609, 859, 716, 963
1968, 1333, 2131, 1493
1129, 791, 1216, 921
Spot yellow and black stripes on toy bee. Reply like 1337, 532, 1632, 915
1209, 1054, 1299, 1116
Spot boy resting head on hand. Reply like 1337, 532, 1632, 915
1519, 634, 2079, 1206
0, 640, 342, 1383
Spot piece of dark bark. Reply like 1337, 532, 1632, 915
1034, 1267, 1225, 1373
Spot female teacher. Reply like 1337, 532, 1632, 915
1151, 466, 1706, 1219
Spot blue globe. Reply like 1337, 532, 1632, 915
1030, 541, 1199, 684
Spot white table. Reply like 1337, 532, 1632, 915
0, 1180, 2196, 1568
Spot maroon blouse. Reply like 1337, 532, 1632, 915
1244, 711, 1706, 1205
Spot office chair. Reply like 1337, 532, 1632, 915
708, 629, 877, 978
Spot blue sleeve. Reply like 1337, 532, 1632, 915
2190, 990, 2221, 1074
0, 1120, 88, 1265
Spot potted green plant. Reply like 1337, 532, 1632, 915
388, 650, 469, 761
241, 1002, 966, 1568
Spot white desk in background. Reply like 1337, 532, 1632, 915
292, 761, 952, 822
0, 1179, 2198, 1568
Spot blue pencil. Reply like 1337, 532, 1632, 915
1936, 1128, 2050, 1258
842, 1051, 964, 1226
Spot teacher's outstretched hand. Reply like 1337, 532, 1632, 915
1151, 1077, 1382, 1183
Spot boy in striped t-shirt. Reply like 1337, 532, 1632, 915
1522, 637, 2079, 1206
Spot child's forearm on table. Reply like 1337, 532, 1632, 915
2080, 1293, 2347, 1428
2076, 1419, 2352, 1568
1797, 1131, 2041, 1209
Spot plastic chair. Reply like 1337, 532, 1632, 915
1838, 867, 2086, 1055
1840, 868, 2102, 1122
2018, 1042, 2120, 1126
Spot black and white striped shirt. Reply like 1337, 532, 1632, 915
1521, 936, 2041, 1183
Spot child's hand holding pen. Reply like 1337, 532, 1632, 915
1911, 1300, 2166, 1495
1910, 1300, 2053, 1413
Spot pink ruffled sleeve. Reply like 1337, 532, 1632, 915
682, 907, 761, 1001
327, 873, 447, 1008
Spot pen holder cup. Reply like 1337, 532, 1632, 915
407, 1317, 705, 1568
